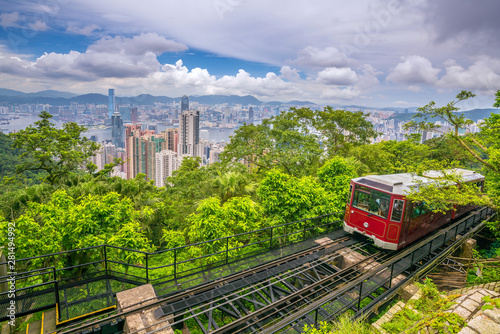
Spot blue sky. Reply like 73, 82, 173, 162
0, 0, 499, 108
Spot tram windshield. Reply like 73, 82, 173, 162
352, 184, 391, 219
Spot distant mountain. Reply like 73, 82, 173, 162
190, 95, 262, 105
26, 90, 78, 99
69, 93, 108, 104
380, 107, 419, 113
0, 90, 265, 106
285, 100, 316, 106
0, 88, 28, 97
119, 94, 176, 105
0, 88, 78, 99
389, 108, 500, 123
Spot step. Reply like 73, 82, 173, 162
25, 309, 56, 334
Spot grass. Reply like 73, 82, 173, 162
302, 313, 375, 334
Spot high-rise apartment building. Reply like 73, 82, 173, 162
181, 95, 189, 112
130, 107, 138, 123
249, 107, 254, 123
155, 150, 180, 188
111, 111, 123, 148
125, 124, 168, 181
178, 110, 202, 156
108, 89, 116, 118
159, 128, 178, 152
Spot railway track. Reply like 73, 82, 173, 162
129, 239, 380, 334
58, 207, 495, 334
57, 230, 358, 334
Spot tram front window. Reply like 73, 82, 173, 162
352, 185, 391, 219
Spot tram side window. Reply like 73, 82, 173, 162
347, 184, 353, 205
391, 199, 404, 222
352, 185, 391, 219
411, 202, 431, 219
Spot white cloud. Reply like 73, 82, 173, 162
436, 56, 500, 94
89, 33, 187, 56
66, 24, 100, 36
317, 67, 358, 85
29, 20, 49, 32
320, 86, 361, 100
0, 12, 21, 28
279, 66, 300, 81
292, 46, 351, 68
0, 33, 188, 81
357, 64, 381, 89
387, 55, 440, 85
143, 60, 299, 99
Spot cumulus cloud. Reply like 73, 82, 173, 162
0, 33, 188, 81
317, 67, 358, 85
279, 66, 300, 81
0, 12, 21, 28
292, 46, 351, 68
436, 56, 500, 93
0, 55, 34, 76
357, 64, 381, 89
387, 55, 440, 85
66, 24, 100, 36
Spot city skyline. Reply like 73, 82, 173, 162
0, 1, 499, 108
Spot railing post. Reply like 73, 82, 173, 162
226, 237, 229, 265
104, 245, 108, 276
53, 267, 61, 322
314, 309, 318, 327
303, 224, 306, 241
174, 248, 177, 280
357, 282, 363, 310
269, 227, 273, 251
145, 253, 149, 284
389, 263, 394, 289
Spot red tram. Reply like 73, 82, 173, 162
343, 169, 484, 250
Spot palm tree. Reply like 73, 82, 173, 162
214, 171, 258, 203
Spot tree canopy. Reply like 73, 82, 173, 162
9, 111, 99, 185
404, 90, 500, 216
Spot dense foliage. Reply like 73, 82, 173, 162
1, 98, 499, 264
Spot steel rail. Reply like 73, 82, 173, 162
130, 241, 378, 334
260, 207, 494, 333
55, 234, 354, 334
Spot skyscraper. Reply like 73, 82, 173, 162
155, 150, 180, 188
181, 95, 189, 112
178, 110, 201, 156
108, 89, 116, 118
248, 107, 254, 123
111, 111, 124, 148
130, 107, 138, 123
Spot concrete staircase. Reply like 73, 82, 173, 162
25, 309, 56, 334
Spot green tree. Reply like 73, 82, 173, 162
403, 91, 500, 215
258, 169, 343, 225
317, 156, 357, 199
0, 189, 153, 272
221, 112, 322, 177
214, 170, 258, 203
292, 106, 379, 156
405, 91, 497, 173
9, 111, 99, 185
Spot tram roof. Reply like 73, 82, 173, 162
352, 168, 484, 195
